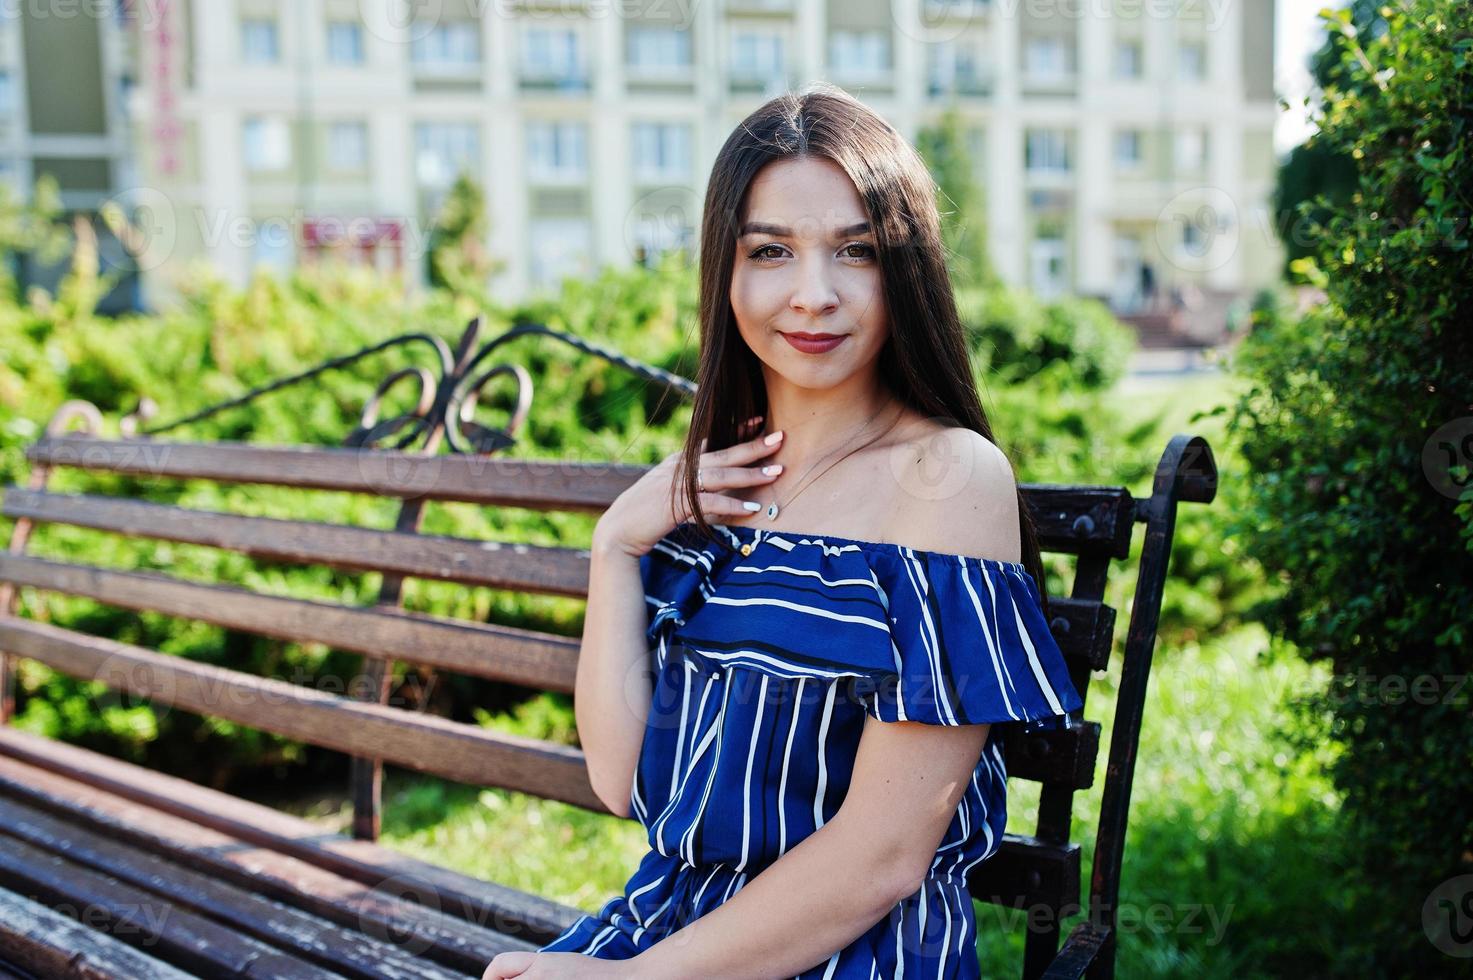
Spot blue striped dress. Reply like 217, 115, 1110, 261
537, 521, 1084, 977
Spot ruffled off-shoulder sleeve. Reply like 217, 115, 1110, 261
635, 525, 1084, 732
856, 550, 1084, 733
638, 526, 722, 669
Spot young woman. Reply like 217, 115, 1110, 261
484, 83, 1082, 980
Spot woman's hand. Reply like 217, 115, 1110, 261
482, 950, 636, 979
593, 415, 784, 560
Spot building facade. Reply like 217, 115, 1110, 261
0, 2, 137, 308
37, 0, 1280, 337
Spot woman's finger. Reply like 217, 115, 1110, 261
699, 491, 764, 517
702, 429, 783, 468
696, 461, 782, 489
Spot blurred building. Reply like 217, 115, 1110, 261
53, 0, 1278, 344
0, 2, 139, 310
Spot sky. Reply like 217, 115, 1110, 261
1274, 0, 1337, 154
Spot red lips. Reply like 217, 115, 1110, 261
781, 332, 847, 354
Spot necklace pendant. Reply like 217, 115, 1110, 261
765, 502, 779, 520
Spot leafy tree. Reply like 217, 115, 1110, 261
915, 105, 996, 289
425, 172, 503, 294
0, 175, 70, 300
1227, 1, 1473, 971
1273, 0, 1383, 277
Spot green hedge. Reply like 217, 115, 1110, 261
1227, 2, 1473, 972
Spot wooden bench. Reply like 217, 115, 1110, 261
0, 317, 1218, 979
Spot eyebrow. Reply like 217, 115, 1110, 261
738, 221, 872, 238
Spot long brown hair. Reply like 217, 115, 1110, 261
669, 82, 1052, 608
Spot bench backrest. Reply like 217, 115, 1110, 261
0, 317, 1218, 977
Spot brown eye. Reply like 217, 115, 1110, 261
749, 244, 785, 261
842, 242, 875, 259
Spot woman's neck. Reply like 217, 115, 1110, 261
759, 381, 898, 466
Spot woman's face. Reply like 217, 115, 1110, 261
729, 155, 889, 390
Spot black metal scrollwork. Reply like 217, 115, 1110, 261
118, 317, 697, 457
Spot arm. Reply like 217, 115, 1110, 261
576, 528, 655, 818
629, 715, 992, 979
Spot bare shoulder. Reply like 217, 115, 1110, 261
883, 423, 1022, 561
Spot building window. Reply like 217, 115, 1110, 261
627, 25, 691, 76
243, 117, 291, 172
1177, 40, 1205, 81
1030, 231, 1068, 300
828, 30, 889, 79
632, 122, 693, 183
521, 27, 586, 86
412, 20, 480, 71
1025, 128, 1071, 174
526, 120, 588, 183
327, 21, 364, 65
1113, 38, 1142, 79
415, 122, 480, 188
1174, 127, 1206, 170
241, 18, 280, 65
1112, 233, 1147, 311
1023, 35, 1070, 81
529, 217, 592, 291
252, 219, 296, 274
631, 215, 692, 266
327, 121, 368, 172
731, 31, 785, 82
928, 41, 987, 96
1114, 129, 1143, 170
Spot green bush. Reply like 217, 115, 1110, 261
1227, 2, 1473, 972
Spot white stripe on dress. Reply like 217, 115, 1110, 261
736, 673, 770, 873
704, 594, 891, 630
962, 559, 1022, 722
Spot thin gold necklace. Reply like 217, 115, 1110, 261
758, 400, 903, 521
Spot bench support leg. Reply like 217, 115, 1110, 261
1022, 911, 1062, 980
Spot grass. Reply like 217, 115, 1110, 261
282, 366, 1345, 977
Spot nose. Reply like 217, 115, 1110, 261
789, 253, 839, 317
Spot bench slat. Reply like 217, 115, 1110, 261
1022, 485, 1136, 559
2, 489, 591, 596
1042, 597, 1115, 673
968, 833, 1081, 911
0, 752, 546, 970
0, 883, 198, 980
24, 435, 641, 511
0, 835, 338, 979
0, 728, 583, 948
0, 553, 579, 691
1001, 721, 1102, 789
0, 795, 469, 980
0, 619, 602, 810
22, 435, 1136, 554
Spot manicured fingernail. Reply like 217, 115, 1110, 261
762, 464, 782, 475
764, 431, 783, 445
743, 500, 761, 511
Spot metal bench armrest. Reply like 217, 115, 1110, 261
1040, 921, 1113, 980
